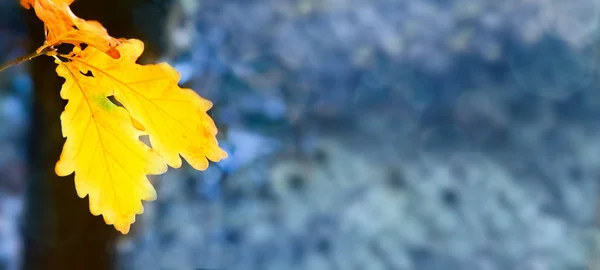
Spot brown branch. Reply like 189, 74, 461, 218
0, 49, 47, 73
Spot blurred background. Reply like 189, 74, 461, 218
1, 0, 600, 269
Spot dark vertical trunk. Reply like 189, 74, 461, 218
22, 1, 139, 269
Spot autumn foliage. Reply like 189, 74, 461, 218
19, 0, 227, 233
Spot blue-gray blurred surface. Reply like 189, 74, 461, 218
3, 0, 600, 269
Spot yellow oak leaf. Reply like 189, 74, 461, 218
21, 0, 120, 58
54, 59, 168, 234
54, 39, 227, 233
64, 39, 228, 171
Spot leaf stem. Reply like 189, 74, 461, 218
0, 49, 48, 73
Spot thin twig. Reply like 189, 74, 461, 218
0, 49, 48, 73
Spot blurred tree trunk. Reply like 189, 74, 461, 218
22, 1, 140, 269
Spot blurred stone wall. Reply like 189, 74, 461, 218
117, 0, 600, 269
0, 0, 32, 269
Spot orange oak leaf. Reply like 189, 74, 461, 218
54, 39, 227, 233
21, 0, 120, 58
